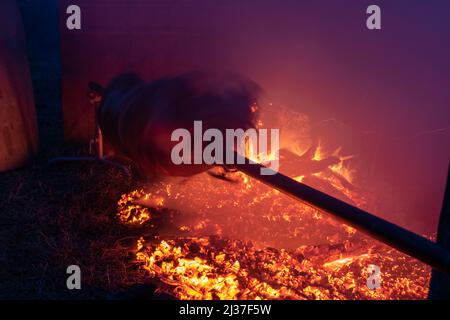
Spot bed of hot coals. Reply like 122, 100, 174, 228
116, 144, 431, 300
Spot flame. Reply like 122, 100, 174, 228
313, 141, 355, 184
117, 130, 430, 300
323, 254, 371, 270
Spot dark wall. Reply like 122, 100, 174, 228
19, 0, 62, 147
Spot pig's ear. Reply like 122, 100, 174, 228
105, 73, 144, 94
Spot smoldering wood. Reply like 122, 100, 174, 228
279, 148, 341, 177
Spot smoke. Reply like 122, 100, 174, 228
99, 70, 263, 178
129, 105, 362, 250
101, 70, 370, 248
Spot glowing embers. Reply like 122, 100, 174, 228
117, 141, 430, 300
116, 167, 360, 248
116, 141, 362, 231
136, 236, 303, 300
117, 190, 157, 225
135, 236, 430, 300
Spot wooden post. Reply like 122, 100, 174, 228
429, 166, 450, 299
0, 0, 38, 171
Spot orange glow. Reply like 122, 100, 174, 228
134, 236, 429, 300
117, 134, 430, 300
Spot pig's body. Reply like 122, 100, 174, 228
99, 70, 261, 178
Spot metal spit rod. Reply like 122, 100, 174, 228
233, 156, 450, 275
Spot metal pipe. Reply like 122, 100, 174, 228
233, 156, 450, 275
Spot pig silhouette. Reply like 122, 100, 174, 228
99, 70, 262, 178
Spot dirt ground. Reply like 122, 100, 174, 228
0, 146, 151, 299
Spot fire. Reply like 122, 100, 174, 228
117, 190, 153, 225
322, 254, 371, 270
116, 141, 431, 300
134, 236, 430, 300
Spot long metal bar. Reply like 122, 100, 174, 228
233, 157, 450, 275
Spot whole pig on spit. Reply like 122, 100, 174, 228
98, 70, 262, 178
